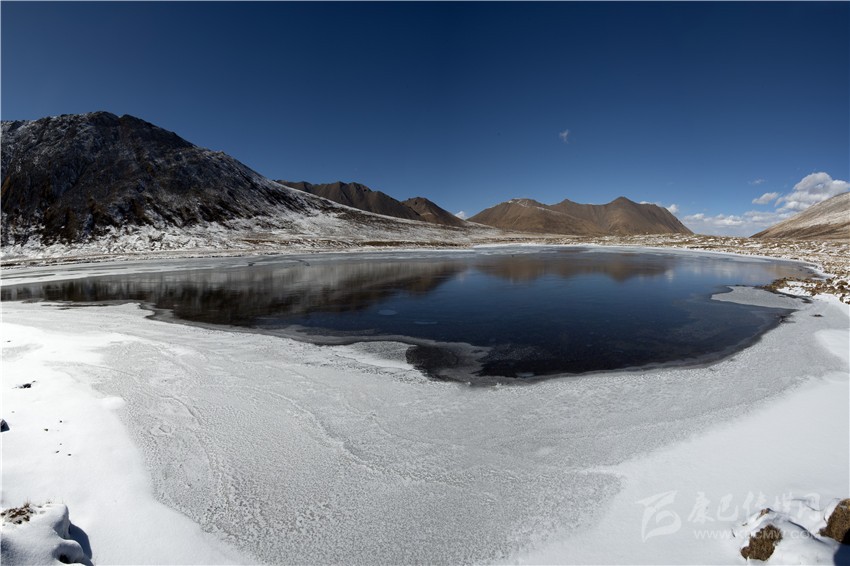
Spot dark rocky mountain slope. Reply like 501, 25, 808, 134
1, 112, 344, 245
752, 192, 849, 240
469, 197, 692, 235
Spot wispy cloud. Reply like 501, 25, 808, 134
749, 178, 767, 186
742, 210, 790, 225
455, 211, 468, 220
683, 213, 745, 227
558, 129, 570, 143
752, 192, 779, 205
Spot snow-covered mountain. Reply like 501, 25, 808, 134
752, 192, 849, 240
0, 112, 478, 252
469, 196, 692, 236
2, 112, 312, 244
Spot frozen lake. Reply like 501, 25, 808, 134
2, 247, 845, 565
2, 246, 812, 382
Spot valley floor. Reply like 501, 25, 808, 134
1, 244, 848, 564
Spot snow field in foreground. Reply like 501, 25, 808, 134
0, 319, 251, 564
1, 290, 847, 564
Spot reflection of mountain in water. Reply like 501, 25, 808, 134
476, 251, 809, 286
2, 252, 808, 328
4, 260, 467, 326
3, 252, 684, 325
475, 251, 674, 283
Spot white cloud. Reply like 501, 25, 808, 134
682, 213, 752, 236
749, 178, 767, 186
558, 129, 570, 143
743, 210, 790, 224
775, 172, 850, 213
752, 192, 780, 205
455, 211, 468, 220
683, 213, 745, 227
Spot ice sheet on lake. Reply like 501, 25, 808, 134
711, 285, 805, 309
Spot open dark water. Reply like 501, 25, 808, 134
2, 247, 812, 381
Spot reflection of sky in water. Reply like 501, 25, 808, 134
2, 248, 811, 379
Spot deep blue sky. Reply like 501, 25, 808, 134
3, 2, 848, 235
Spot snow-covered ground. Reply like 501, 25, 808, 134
1, 250, 848, 564
0, 315, 251, 564
516, 298, 850, 565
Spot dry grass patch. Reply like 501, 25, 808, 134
820, 498, 850, 544
1, 502, 34, 525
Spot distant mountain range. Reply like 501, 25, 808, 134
278, 181, 466, 227
469, 197, 692, 236
752, 192, 849, 240
9, 111, 841, 251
